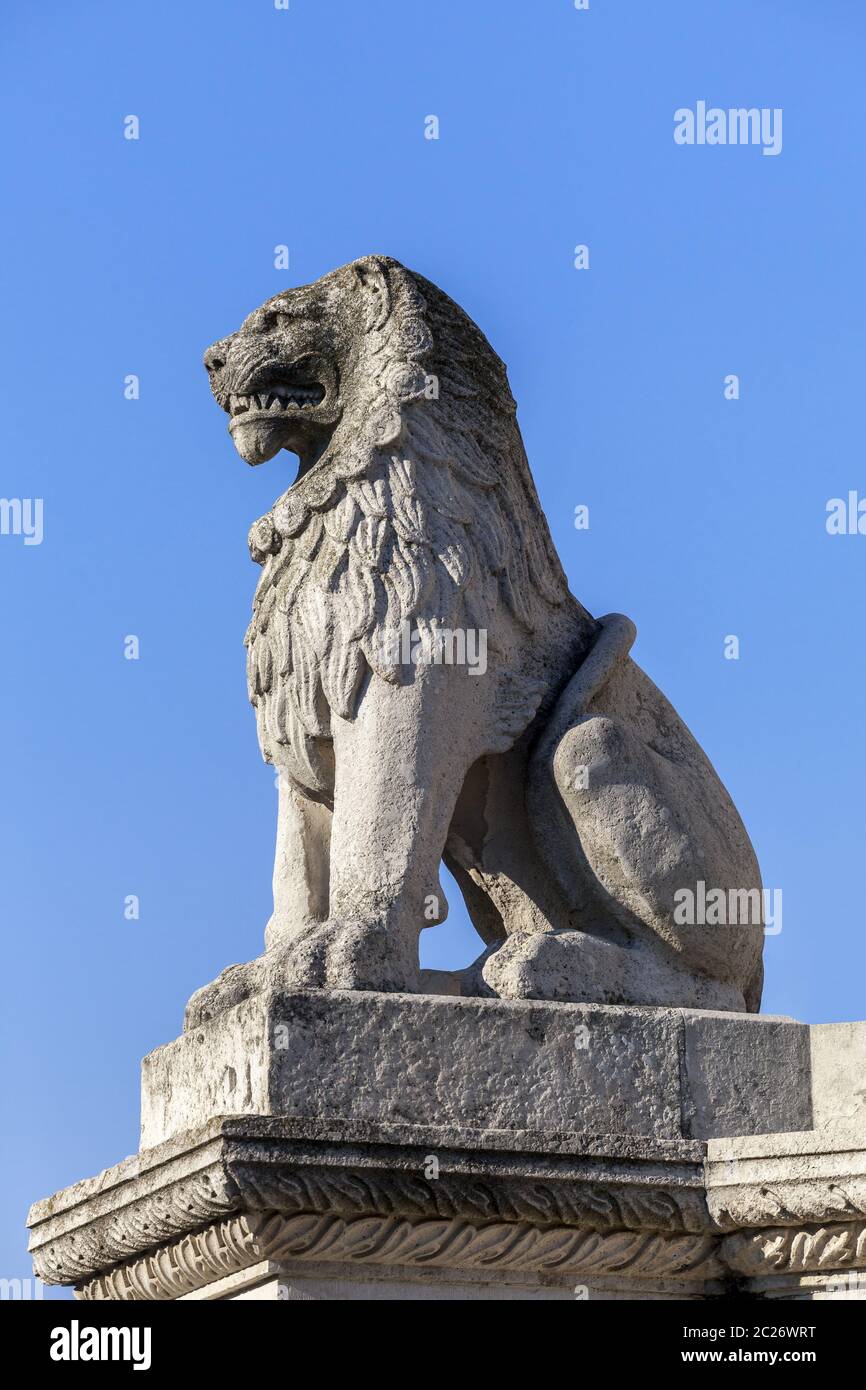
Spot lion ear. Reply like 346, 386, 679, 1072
352, 257, 392, 332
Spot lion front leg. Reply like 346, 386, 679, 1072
269, 667, 480, 993
265, 772, 332, 951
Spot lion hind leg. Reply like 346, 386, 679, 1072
481, 927, 748, 1011
524, 711, 763, 1009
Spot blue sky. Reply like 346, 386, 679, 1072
3, 0, 865, 1292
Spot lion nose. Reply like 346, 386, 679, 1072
204, 336, 233, 375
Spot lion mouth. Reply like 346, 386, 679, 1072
225, 371, 334, 468
228, 382, 326, 420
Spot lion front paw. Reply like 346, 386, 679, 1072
184, 958, 265, 1031
265, 919, 421, 994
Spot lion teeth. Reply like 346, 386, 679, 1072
229, 384, 325, 417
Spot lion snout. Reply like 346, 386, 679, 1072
204, 334, 234, 378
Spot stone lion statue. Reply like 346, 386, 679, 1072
188, 255, 763, 1027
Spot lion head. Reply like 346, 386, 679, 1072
206, 259, 383, 473
204, 255, 519, 473
204, 257, 585, 795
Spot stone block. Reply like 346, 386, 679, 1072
140, 989, 811, 1150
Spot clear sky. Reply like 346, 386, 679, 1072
3, 0, 865, 1293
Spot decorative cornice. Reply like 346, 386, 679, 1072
228, 1158, 707, 1233
722, 1220, 866, 1277
32, 1116, 866, 1298
705, 1132, 866, 1231
32, 1168, 241, 1285
29, 1120, 709, 1288
713, 1184, 866, 1232
78, 1210, 722, 1301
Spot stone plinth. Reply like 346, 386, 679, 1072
141, 991, 812, 1149
26, 995, 866, 1301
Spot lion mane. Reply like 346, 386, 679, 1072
244, 257, 576, 797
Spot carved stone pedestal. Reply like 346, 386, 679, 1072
26, 996, 866, 1301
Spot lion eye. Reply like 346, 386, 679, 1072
256, 303, 322, 332
278, 305, 322, 324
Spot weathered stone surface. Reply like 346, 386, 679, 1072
27, 1113, 712, 1293
192, 255, 765, 1017
681, 1009, 812, 1140
142, 991, 810, 1151
180, 1262, 717, 1302
810, 1021, 866, 1131
706, 1125, 866, 1291
26, 1004, 866, 1301
81, 1212, 724, 1301
707, 1126, 866, 1231
28, 1109, 866, 1301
